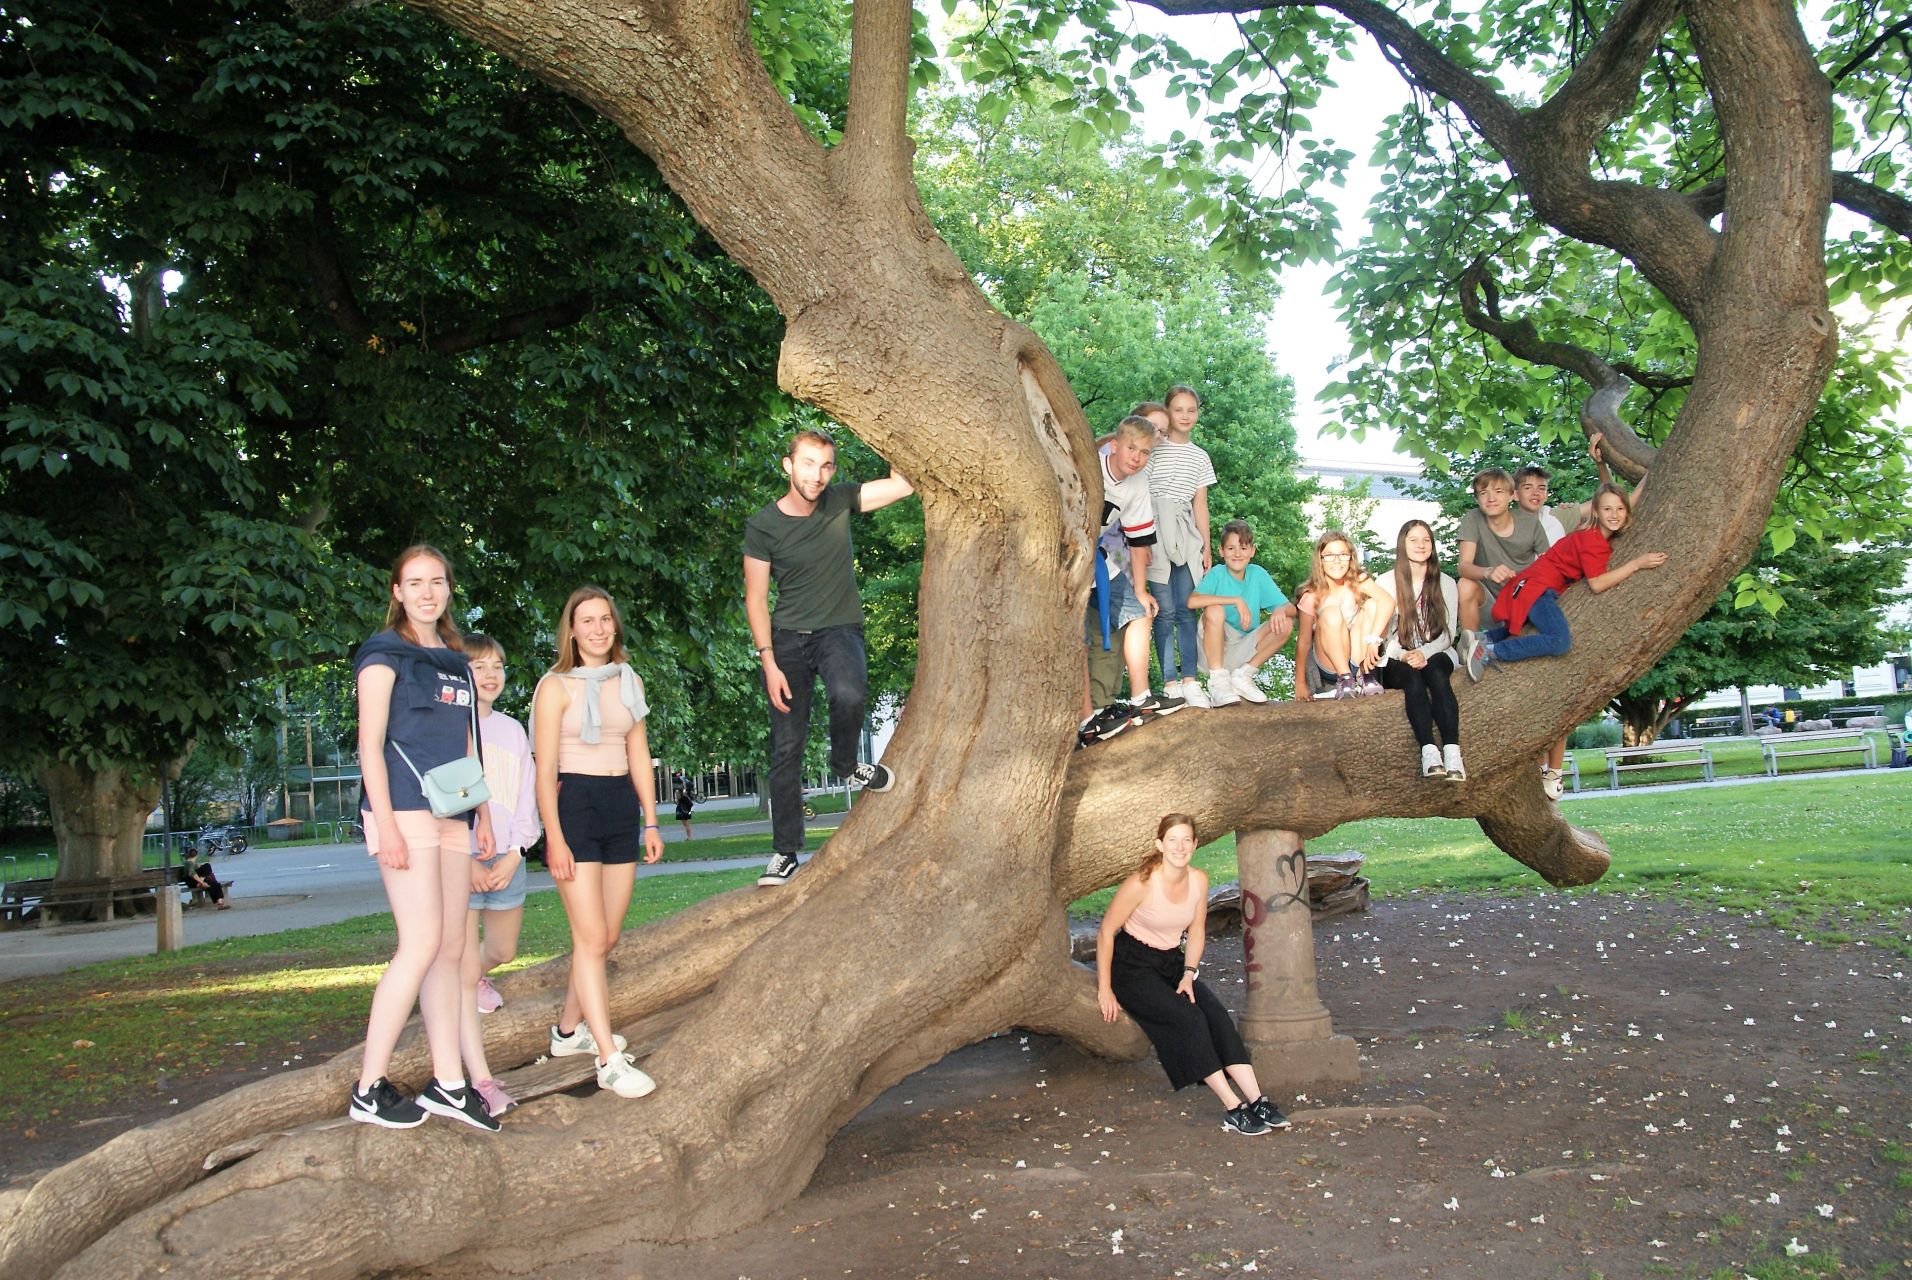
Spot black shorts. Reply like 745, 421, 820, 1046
555, 773, 646, 864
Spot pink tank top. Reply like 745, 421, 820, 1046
553, 674, 640, 775
1124, 869, 1197, 949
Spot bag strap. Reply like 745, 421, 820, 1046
391, 679, 483, 780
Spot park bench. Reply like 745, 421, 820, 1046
1761, 728, 1878, 776
0, 868, 174, 927
1827, 703, 1885, 726
1691, 715, 1741, 737
1604, 742, 1715, 789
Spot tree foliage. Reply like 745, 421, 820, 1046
0, 0, 814, 838
947, 0, 1912, 548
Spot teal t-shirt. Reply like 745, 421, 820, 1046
1194, 563, 1287, 634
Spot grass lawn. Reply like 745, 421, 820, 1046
2, 772, 1906, 1124
0, 866, 759, 1125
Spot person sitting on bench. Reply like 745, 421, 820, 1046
178, 850, 229, 909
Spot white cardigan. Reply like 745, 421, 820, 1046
1381, 570, 1460, 663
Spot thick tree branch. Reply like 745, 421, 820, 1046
1831, 171, 1912, 239
1472, 770, 1613, 886
306, 202, 370, 343
839, 0, 916, 201
1137, 0, 1717, 319
1529, 0, 1679, 156
1458, 257, 1657, 481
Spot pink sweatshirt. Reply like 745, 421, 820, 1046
475, 709, 541, 854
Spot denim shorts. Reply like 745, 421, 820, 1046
1102, 570, 1149, 630
468, 850, 528, 911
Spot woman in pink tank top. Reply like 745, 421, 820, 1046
1095, 814, 1290, 1136
531, 586, 664, 1101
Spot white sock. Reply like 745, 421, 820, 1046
437, 1076, 466, 1093
1133, 686, 1150, 702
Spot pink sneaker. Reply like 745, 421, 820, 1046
473, 1078, 516, 1115
475, 976, 503, 1014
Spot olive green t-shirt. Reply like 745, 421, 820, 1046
742, 482, 865, 631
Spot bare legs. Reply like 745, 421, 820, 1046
359, 814, 470, 1091
1202, 1062, 1268, 1110
556, 861, 640, 1065
458, 904, 523, 1083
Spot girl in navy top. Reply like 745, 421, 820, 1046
347, 545, 499, 1133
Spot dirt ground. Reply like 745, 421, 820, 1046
390, 891, 1906, 1280
12, 891, 1910, 1278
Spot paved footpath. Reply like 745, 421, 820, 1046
2, 768, 1900, 984
0, 803, 837, 985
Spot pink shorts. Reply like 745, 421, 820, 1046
363, 809, 470, 862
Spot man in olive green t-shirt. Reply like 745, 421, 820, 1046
743, 428, 914, 886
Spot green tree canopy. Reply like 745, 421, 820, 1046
0, 0, 821, 875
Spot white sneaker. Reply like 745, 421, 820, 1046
1420, 744, 1446, 778
1181, 679, 1212, 709
1540, 767, 1564, 800
1207, 672, 1241, 707
1232, 667, 1269, 704
1442, 744, 1467, 782
596, 1051, 657, 1099
550, 1023, 628, 1058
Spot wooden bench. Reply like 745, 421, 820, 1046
1761, 728, 1878, 776
0, 869, 173, 927
1604, 742, 1715, 789
1827, 704, 1885, 726
1691, 715, 1741, 737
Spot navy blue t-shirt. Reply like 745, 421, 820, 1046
354, 629, 477, 818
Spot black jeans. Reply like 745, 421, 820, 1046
766, 625, 868, 855
1380, 652, 1460, 748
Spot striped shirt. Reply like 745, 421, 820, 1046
1147, 439, 1217, 510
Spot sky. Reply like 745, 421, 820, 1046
1117, 11, 1411, 471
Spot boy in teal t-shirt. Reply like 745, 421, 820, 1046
1187, 519, 1298, 707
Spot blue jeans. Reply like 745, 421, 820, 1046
766, 626, 867, 856
1487, 589, 1572, 662
1151, 562, 1198, 682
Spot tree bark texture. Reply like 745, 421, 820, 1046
9, 2, 1841, 1276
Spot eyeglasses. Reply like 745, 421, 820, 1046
1321, 552, 1353, 562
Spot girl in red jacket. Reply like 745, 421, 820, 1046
1463, 484, 1665, 679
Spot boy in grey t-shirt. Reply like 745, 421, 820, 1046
1456, 467, 1547, 640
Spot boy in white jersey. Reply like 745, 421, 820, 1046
1080, 416, 1185, 745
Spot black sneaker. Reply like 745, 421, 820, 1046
757, 852, 800, 886
1250, 1096, 1292, 1131
1221, 1101, 1272, 1136
1090, 702, 1139, 741
418, 1080, 501, 1133
348, 1077, 426, 1129
848, 762, 895, 793
1129, 691, 1187, 718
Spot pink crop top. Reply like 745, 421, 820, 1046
1124, 870, 1197, 949
551, 673, 645, 775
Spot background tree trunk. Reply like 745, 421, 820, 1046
3, 2, 1844, 1276
34, 761, 162, 920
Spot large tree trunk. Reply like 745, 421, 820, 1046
2, 2, 1840, 1276
33, 760, 163, 922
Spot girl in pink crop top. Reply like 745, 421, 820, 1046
1094, 813, 1289, 1136
529, 587, 665, 1102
